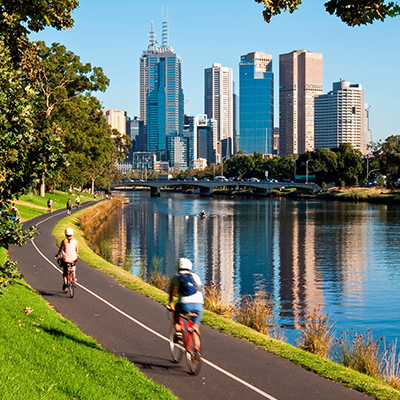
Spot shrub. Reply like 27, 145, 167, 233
383, 341, 400, 390
204, 283, 234, 318
0, 258, 23, 292
235, 291, 274, 334
337, 328, 388, 378
295, 309, 335, 358
148, 255, 169, 291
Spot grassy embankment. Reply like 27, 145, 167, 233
0, 192, 178, 400
316, 187, 400, 204
51, 198, 400, 400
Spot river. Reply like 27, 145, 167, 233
95, 190, 400, 346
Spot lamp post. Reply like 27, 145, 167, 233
306, 160, 314, 184
221, 155, 228, 178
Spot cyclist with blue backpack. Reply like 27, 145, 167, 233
168, 258, 203, 360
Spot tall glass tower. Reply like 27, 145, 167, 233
239, 52, 274, 155
140, 21, 184, 161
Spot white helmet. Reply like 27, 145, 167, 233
178, 258, 192, 271
65, 228, 74, 236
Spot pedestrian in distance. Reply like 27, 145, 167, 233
66, 198, 72, 216
75, 195, 81, 209
47, 198, 53, 213
10, 202, 21, 221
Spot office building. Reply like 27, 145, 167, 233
139, 21, 184, 161
239, 51, 274, 155
279, 50, 323, 156
204, 63, 233, 161
196, 115, 217, 165
314, 79, 369, 153
103, 110, 127, 137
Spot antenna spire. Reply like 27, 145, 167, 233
162, 8, 168, 47
148, 21, 157, 48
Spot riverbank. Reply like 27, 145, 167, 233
0, 193, 178, 400
54, 200, 400, 400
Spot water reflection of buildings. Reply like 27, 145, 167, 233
99, 194, 369, 332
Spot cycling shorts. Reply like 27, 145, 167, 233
175, 302, 203, 325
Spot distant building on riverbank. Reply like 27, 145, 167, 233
314, 79, 371, 153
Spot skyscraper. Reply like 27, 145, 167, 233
139, 21, 184, 161
279, 50, 323, 156
314, 79, 369, 153
239, 51, 274, 155
204, 63, 233, 161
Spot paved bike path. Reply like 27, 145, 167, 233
9, 205, 372, 400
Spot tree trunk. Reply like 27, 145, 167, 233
91, 177, 95, 195
40, 177, 45, 197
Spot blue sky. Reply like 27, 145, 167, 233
30, 0, 400, 143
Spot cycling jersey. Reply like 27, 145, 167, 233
62, 238, 78, 263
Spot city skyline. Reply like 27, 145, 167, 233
29, 0, 400, 144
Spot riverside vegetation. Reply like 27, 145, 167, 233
2, 194, 400, 399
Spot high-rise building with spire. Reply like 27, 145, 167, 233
139, 20, 184, 163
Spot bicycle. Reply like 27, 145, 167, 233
65, 263, 76, 298
57, 257, 76, 298
167, 306, 202, 375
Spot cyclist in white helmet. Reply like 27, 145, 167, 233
169, 257, 203, 360
56, 228, 79, 292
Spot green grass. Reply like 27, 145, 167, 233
53, 207, 400, 400
0, 281, 177, 400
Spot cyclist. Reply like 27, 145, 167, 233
56, 228, 79, 292
168, 258, 203, 361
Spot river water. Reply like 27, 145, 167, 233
95, 190, 400, 345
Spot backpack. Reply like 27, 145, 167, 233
178, 272, 197, 296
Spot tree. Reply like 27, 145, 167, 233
31, 41, 110, 196
332, 143, 363, 186
51, 95, 116, 193
313, 148, 338, 186
0, 0, 78, 65
373, 135, 400, 183
255, 0, 400, 26
0, 41, 42, 249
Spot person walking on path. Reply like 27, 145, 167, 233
10, 202, 21, 220
66, 198, 72, 216
47, 198, 53, 213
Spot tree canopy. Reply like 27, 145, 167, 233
0, 0, 78, 63
255, 0, 400, 26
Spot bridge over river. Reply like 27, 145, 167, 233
110, 179, 321, 197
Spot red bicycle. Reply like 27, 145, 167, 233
57, 257, 76, 298
65, 263, 76, 298
167, 306, 202, 375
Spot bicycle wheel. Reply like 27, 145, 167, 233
68, 272, 74, 298
169, 323, 183, 363
186, 328, 202, 375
